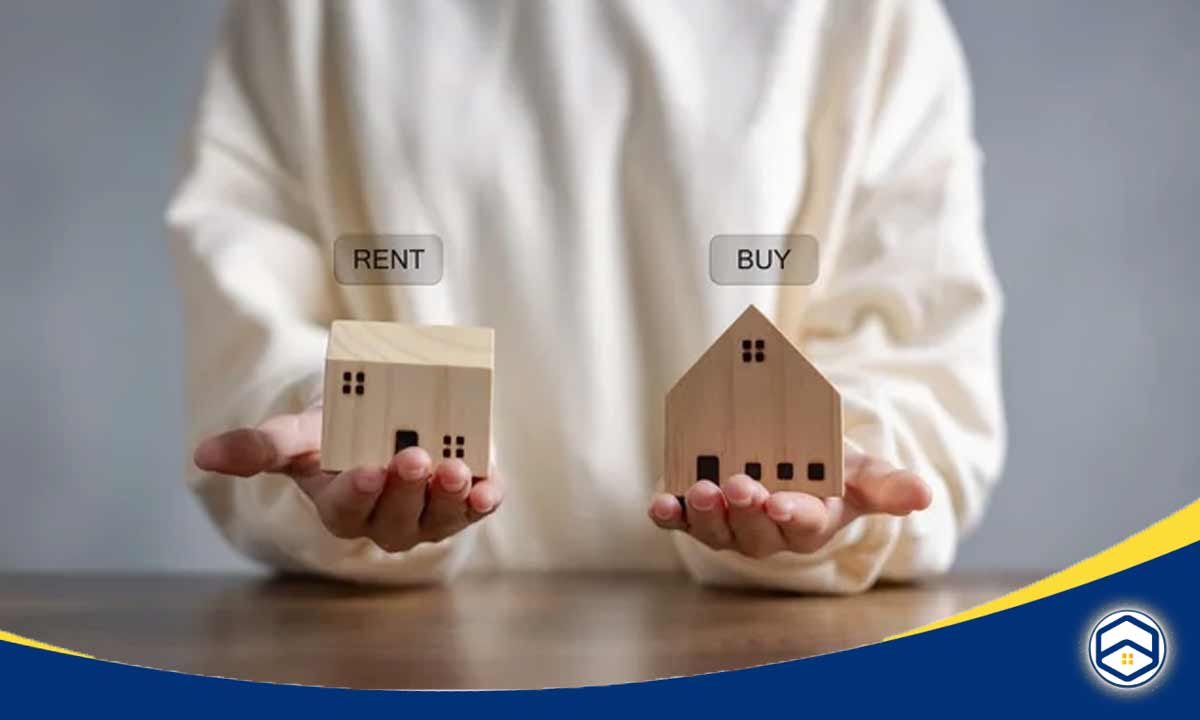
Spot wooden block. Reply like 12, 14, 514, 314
664, 305, 843, 497
320, 321, 494, 476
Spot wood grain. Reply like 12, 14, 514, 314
0, 572, 1033, 690
321, 321, 494, 474
326, 321, 493, 367
665, 305, 843, 497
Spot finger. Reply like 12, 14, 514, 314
193, 408, 323, 477
312, 466, 386, 539
419, 459, 474, 541
845, 453, 932, 516
648, 493, 687, 531
466, 470, 504, 521
285, 455, 335, 499
766, 492, 835, 553
369, 447, 433, 552
684, 481, 734, 550
722, 474, 785, 558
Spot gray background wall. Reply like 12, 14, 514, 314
0, 1, 1196, 573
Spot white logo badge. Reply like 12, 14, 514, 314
1088, 609, 1167, 688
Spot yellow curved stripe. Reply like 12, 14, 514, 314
0, 630, 91, 658
890, 497, 1200, 640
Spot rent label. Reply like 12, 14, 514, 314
334, 234, 444, 285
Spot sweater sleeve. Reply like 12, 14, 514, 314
167, 1, 476, 584
674, 0, 1005, 593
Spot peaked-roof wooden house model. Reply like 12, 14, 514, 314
664, 305, 843, 498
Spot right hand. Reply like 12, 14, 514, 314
193, 406, 503, 552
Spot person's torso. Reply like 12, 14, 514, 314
279, 0, 884, 569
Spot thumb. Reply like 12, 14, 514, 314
843, 451, 933, 516
194, 407, 323, 477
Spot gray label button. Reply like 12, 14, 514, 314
334, 234, 444, 285
709, 234, 819, 286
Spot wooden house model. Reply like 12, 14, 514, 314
320, 320, 493, 475
664, 305, 843, 497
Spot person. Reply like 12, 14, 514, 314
172, 0, 1004, 593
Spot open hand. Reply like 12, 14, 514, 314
647, 449, 931, 558
193, 406, 503, 552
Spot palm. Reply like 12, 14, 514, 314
194, 406, 503, 551
649, 447, 931, 558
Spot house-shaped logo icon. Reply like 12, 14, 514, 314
664, 305, 843, 498
1088, 610, 1166, 688
320, 320, 494, 474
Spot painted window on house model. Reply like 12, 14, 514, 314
443, 435, 465, 459
740, 339, 766, 363
342, 370, 366, 395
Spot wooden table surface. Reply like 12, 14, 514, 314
0, 572, 1033, 689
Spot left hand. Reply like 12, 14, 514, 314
647, 449, 932, 558
193, 405, 503, 552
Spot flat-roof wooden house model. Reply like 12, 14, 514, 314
320, 320, 493, 475
664, 305, 843, 498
